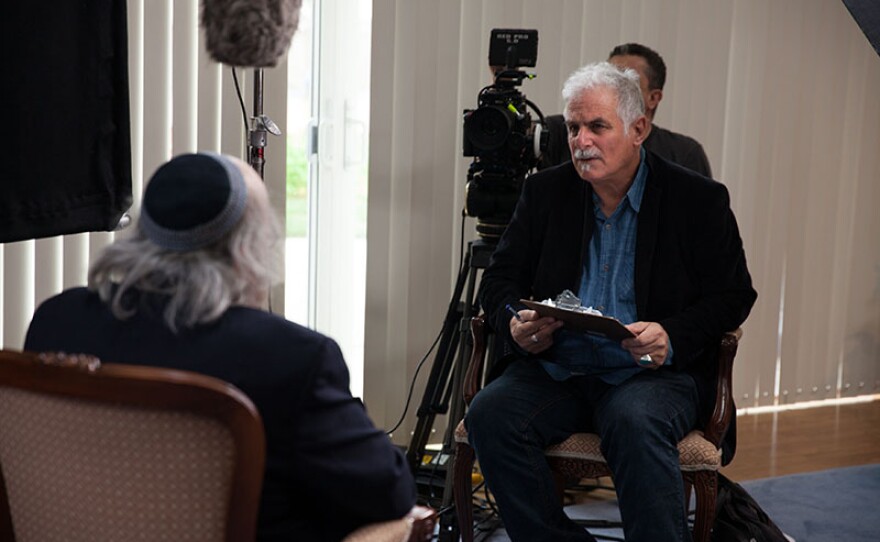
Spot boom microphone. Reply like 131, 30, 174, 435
201, 0, 303, 67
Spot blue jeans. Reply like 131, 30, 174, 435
465, 359, 699, 542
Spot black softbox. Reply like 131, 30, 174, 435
0, 0, 132, 244
842, 0, 880, 57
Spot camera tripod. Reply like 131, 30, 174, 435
405, 238, 497, 541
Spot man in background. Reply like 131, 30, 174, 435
608, 42, 712, 177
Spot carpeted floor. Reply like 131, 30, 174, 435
480, 464, 880, 541
739, 464, 880, 542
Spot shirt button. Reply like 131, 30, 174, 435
603, 264, 609, 272
597, 305, 604, 311
605, 223, 612, 230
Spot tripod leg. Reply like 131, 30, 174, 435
405, 310, 460, 474
437, 319, 473, 541
405, 239, 495, 533
406, 251, 472, 477
438, 262, 482, 541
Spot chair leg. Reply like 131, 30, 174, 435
453, 443, 477, 542
684, 479, 693, 509
692, 472, 718, 542
552, 470, 567, 504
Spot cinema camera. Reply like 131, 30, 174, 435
463, 29, 547, 239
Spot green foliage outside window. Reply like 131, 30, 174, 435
284, 140, 369, 239
286, 142, 309, 237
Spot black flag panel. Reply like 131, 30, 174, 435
0, 0, 132, 244
842, 0, 880, 57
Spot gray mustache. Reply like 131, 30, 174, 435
573, 149, 601, 160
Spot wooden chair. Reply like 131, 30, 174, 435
0, 349, 265, 542
0, 349, 436, 542
452, 317, 743, 542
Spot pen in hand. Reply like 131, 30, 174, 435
505, 304, 523, 322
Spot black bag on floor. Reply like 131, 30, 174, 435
712, 473, 789, 542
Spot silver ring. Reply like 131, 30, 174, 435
638, 354, 653, 366
530, 334, 539, 344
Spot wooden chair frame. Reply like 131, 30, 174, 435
452, 317, 742, 542
0, 349, 266, 542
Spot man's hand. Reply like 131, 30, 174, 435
509, 309, 564, 354
406, 505, 438, 542
622, 321, 669, 368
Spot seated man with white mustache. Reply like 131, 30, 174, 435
466, 62, 757, 542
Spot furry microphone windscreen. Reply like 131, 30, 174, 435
202, 0, 302, 67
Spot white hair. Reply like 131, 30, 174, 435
562, 61, 645, 132
88, 179, 283, 333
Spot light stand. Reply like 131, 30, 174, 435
244, 68, 282, 317
247, 68, 282, 179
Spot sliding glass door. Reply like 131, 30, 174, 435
285, 0, 372, 397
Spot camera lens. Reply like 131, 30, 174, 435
464, 106, 514, 151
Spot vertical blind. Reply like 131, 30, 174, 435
0, 0, 288, 350
365, 0, 880, 439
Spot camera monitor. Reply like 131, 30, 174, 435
488, 29, 538, 69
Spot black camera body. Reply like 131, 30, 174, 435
463, 29, 546, 239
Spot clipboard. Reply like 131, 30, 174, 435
520, 299, 636, 342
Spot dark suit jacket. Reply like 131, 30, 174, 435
645, 124, 713, 178
479, 151, 756, 462
24, 288, 416, 542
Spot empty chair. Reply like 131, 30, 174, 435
0, 349, 265, 542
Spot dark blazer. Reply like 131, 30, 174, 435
479, 151, 756, 462
24, 288, 416, 542
644, 124, 713, 178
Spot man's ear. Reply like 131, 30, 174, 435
632, 116, 650, 145
646, 88, 663, 111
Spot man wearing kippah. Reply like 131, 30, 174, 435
24, 153, 418, 541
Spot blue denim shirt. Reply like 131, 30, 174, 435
541, 148, 672, 384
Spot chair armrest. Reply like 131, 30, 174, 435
703, 328, 742, 447
463, 317, 487, 405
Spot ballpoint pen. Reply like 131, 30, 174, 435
505, 304, 523, 321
